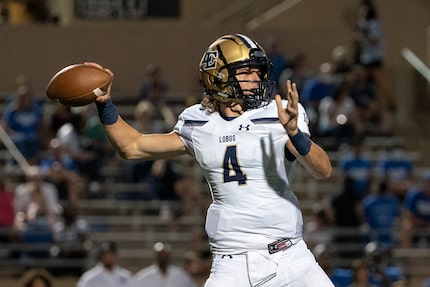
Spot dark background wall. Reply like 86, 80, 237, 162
0, 0, 428, 104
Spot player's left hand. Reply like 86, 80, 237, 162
275, 80, 299, 136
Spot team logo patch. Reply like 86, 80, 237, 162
201, 50, 219, 70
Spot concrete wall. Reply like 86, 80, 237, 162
0, 0, 428, 103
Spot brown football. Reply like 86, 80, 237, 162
46, 64, 112, 106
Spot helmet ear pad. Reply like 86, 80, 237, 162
226, 72, 242, 99
210, 67, 240, 101
213, 76, 224, 89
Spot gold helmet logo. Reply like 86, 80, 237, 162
200, 50, 219, 71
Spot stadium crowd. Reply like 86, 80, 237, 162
0, 1, 429, 286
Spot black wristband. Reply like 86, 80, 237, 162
289, 129, 311, 155
96, 99, 119, 125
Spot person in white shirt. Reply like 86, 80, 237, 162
14, 166, 61, 232
90, 33, 333, 287
76, 241, 134, 287
133, 242, 197, 287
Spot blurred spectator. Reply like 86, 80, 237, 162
331, 45, 353, 77
80, 106, 112, 185
303, 204, 335, 250
354, 0, 392, 109
122, 158, 181, 203
122, 100, 160, 184
77, 241, 134, 287
364, 241, 406, 286
348, 66, 393, 136
301, 62, 338, 105
137, 63, 175, 129
354, 0, 384, 70
362, 180, 401, 247
348, 258, 378, 287
338, 136, 374, 198
348, 65, 377, 120
172, 173, 201, 218
132, 100, 163, 133
312, 243, 353, 287
133, 242, 198, 287
120, 100, 182, 202
81, 105, 109, 144
48, 105, 83, 138
138, 63, 168, 104
423, 277, 430, 287
264, 34, 289, 92
41, 137, 78, 173
51, 106, 102, 185
0, 179, 15, 242
19, 267, 56, 287
400, 172, 430, 247
13, 167, 61, 258
39, 138, 84, 208
0, 1, 9, 24
318, 81, 363, 149
51, 206, 90, 274
278, 51, 313, 96
183, 250, 200, 275
300, 62, 338, 133
376, 145, 415, 202
331, 176, 363, 229
331, 176, 364, 259
1, 84, 47, 163
14, 166, 61, 233
182, 250, 205, 283
56, 122, 80, 157
151, 159, 183, 203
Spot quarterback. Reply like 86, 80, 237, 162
93, 34, 334, 286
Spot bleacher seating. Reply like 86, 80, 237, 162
1, 92, 430, 284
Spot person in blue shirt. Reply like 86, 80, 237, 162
400, 172, 430, 247
339, 136, 374, 198
362, 180, 401, 247
422, 277, 430, 287
1, 84, 46, 161
300, 62, 338, 142
376, 145, 414, 202
39, 138, 82, 207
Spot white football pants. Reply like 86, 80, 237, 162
204, 239, 334, 287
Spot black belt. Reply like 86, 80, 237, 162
268, 238, 294, 254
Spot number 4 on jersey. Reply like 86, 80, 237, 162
223, 145, 247, 185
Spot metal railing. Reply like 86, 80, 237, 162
401, 48, 430, 83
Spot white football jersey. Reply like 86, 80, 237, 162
174, 100, 310, 254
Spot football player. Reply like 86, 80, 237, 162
93, 34, 333, 287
